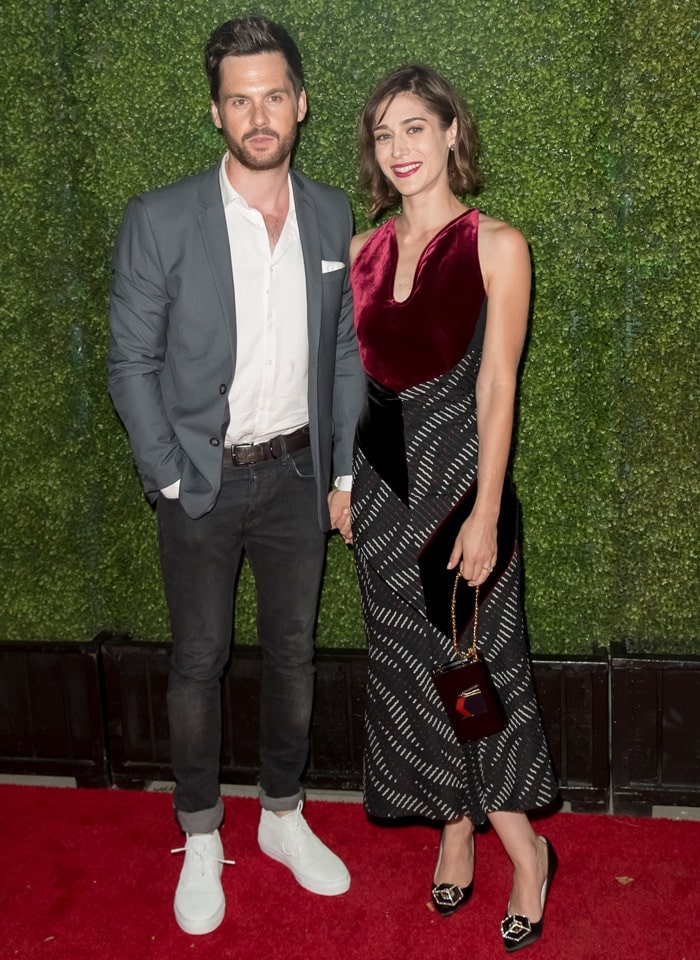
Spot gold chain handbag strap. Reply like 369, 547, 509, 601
450, 573, 480, 663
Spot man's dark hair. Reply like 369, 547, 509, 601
205, 15, 304, 103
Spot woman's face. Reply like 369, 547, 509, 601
372, 92, 456, 199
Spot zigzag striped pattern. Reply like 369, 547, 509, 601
351, 353, 558, 824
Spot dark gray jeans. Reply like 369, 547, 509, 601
157, 445, 326, 835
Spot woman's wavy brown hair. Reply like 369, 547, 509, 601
358, 64, 483, 218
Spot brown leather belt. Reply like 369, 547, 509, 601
227, 424, 310, 466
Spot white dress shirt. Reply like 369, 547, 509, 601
219, 155, 308, 446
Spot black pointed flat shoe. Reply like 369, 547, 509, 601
431, 829, 475, 917
501, 837, 558, 952
431, 879, 474, 917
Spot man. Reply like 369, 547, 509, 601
107, 16, 364, 936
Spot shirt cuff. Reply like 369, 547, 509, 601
160, 479, 181, 499
334, 475, 352, 492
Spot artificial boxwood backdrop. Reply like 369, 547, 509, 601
1, 0, 697, 654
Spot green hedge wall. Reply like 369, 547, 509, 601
1, 0, 697, 653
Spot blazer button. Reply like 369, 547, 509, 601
209, 437, 220, 447
219, 384, 227, 394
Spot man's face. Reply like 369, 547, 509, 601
211, 52, 307, 171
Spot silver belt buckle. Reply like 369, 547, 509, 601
231, 442, 254, 465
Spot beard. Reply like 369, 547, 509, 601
223, 125, 297, 171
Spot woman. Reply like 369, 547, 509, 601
349, 65, 559, 953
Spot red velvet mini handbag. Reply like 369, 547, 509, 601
419, 481, 514, 742
431, 578, 506, 742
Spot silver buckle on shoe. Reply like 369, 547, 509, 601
433, 884, 464, 908
501, 914, 532, 942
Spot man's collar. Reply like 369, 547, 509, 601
218, 153, 295, 213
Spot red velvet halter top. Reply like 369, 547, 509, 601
351, 209, 485, 393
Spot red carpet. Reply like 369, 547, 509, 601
1, 785, 697, 960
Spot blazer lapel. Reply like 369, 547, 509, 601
292, 172, 322, 354
196, 165, 236, 331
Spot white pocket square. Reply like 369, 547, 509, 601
321, 259, 345, 273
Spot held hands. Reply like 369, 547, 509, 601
328, 489, 353, 545
447, 513, 497, 587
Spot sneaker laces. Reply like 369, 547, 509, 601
171, 838, 236, 876
281, 800, 317, 857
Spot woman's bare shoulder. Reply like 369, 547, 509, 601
477, 212, 528, 253
479, 213, 532, 295
350, 227, 379, 265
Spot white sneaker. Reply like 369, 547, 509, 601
257, 801, 350, 896
171, 830, 234, 935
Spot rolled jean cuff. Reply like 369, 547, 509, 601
175, 796, 224, 835
258, 785, 305, 812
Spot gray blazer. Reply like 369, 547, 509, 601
108, 164, 365, 526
